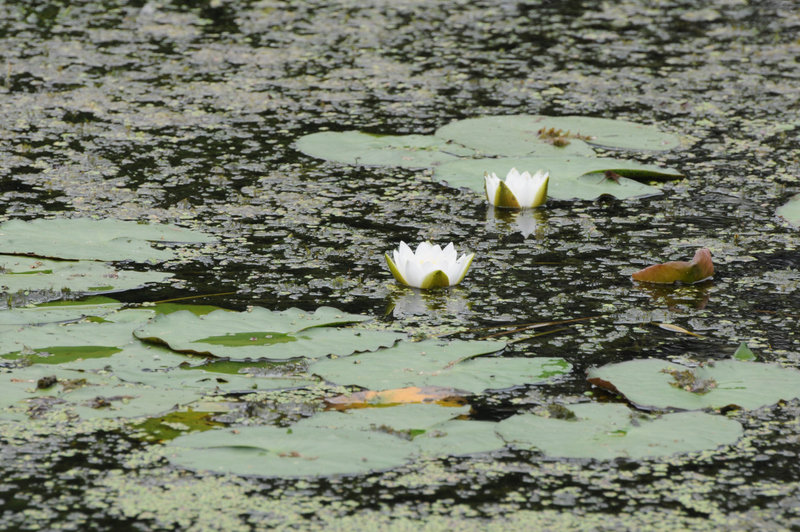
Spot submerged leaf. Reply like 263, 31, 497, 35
631, 248, 714, 284
733, 342, 756, 361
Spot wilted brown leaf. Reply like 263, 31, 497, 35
325, 386, 468, 410
631, 248, 714, 284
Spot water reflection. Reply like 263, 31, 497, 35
485, 206, 547, 238
386, 286, 472, 318
635, 280, 713, 311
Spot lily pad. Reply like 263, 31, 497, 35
0, 310, 155, 358
295, 131, 475, 168
412, 419, 506, 457
497, 402, 742, 460
434, 156, 679, 200
777, 193, 800, 227
0, 297, 123, 325
299, 403, 470, 432
299, 405, 506, 456
0, 255, 173, 295
0, 218, 215, 262
134, 410, 224, 442
310, 339, 570, 394
166, 425, 417, 477
0, 364, 202, 419
435, 115, 680, 155
65, 343, 315, 394
134, 307, 405, 361
587, 358, 800, 411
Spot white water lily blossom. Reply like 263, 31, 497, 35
484, 167, 549, 209
385, 241, 474, 289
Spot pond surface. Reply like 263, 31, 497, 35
2, 0, 800, 529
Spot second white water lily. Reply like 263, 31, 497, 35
385, 241, 474, 289
484, 167, 549, 209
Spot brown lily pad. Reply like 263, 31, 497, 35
325, 386, 468, 410
631, 248, 714, 284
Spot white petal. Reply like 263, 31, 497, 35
452, 252, 475, 284
403, 258, 427, 288
484, 173, 500, 206
441, 242, 457, 264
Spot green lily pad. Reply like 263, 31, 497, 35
134, 410, 224, 442
66, 343, 316, 393
0, 297, 123, 325
149, 302, 227, 316
298, 405, 506, 457
412, 419, 506, 456
0, 255, 173, 295
0, 218, 215, 262
166, 424, 417, 477
587, 358, 800, 411
298, 403, 471, 433
0, 364, 203, 419
435, 115, 680, 155
134, 307, 405, 361
2, 345, 122, 365
295, 131, 476, 168
434, 156, 680, 200
777, 193, 800, 227
0, 310, 154, 358
310, 339, 570, 394
497, 402, 742, 459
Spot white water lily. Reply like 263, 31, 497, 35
385, 241, 474, 289
484, 167, 549, 208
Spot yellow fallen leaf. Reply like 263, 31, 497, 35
655, 322, 705, 339
325, 386, 468, 410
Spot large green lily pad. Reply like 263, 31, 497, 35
587, 358, 800, 411
134, 306, 405, 361
299, 403, 471, 432
295, 131, 476, 168
777, 193, 800, 227
298, 405, 505, 457
0, 218, 215, 262
497, 402, 742, 460
0, 309, 155, 359
166, 424, 417, 477
0, 255, 172, 295
167, 403, 506, 477
412, 419, 506, 456
310, 339, 570, 393
0, 364, 203, 419
435, 115, 680, 155
434, 156, 680, 200
67, 343, 316, 393
0, 297, 123, 326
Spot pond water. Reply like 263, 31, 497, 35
2, 0, 800, 529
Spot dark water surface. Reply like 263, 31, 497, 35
2, 0, 800, 529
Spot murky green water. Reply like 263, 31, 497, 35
2, 0, 800, 529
